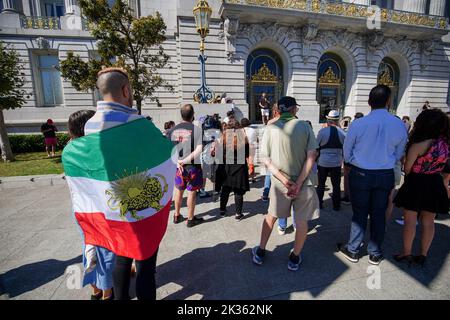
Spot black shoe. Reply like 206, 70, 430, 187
337, 243, 359, 263
91, 292, 102, 300
173, 214, 185, 224
219, 210, 226, 217
413, 255, 427, 267
341, 196, 351, 205
369, 255, 384, 265
235, 213, 244, 220
187, 216, 204, 228
394, 254, 413, 267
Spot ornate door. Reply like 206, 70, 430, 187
317, 53, 346, 123
246, 49, 284, 123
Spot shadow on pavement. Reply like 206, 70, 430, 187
384, 217, 450, 288
0, 256, 82, 298
155, 232, 351, 300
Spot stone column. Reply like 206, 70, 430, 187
429, 0, 446, 16
64, 0, 81, 15
2, 0, 16, 12
402, 0, 427, 14
61, 0, 82, 30
394, 0, 404, 11
0, 0, 21, 28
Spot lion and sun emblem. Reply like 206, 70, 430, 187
105, 169, 169, 220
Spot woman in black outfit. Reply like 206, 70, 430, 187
214, 119, 250, 220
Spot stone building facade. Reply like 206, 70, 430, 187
0, 0, 449, 132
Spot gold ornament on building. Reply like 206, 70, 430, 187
319, 67, 340, 84
378, 70, 394, 87
251, 63, 278, 82
222, 0, 448, 30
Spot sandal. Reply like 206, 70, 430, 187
90, 292, 102, 300
173, 214, 185, 224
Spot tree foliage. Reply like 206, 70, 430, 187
0, 41, 28, 111
0, 41, 29, 162
60, 0, 173, 114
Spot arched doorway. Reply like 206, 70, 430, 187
378, 57, 400, 114
246, 48, 284, 123
317, 53, 347, 123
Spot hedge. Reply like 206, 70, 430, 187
8, 133, 71, 153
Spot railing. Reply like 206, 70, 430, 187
20, 16, 61, 30
223, 0, 449, 30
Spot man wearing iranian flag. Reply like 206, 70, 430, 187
63, 68, 176, 300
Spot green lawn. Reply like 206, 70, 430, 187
0, 152, 64, 177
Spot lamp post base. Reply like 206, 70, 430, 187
194, 53, 215, 103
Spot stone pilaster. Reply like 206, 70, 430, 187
429, 0, 446, 16
402, 0, 427, 14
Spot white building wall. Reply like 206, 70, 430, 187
1, 0, 450, 133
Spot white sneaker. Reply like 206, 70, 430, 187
278, 226, 286, 235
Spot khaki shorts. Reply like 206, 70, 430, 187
268, 179, 320, 224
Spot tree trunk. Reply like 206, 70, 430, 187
0, 109, 15, 162
136, 99, 142, 115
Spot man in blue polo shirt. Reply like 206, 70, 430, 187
337, 85, 408, 265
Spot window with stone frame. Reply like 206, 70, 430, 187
33, 51, 64, 107
40, 0, 65, 17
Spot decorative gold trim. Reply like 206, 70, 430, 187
222, 1, 449, 30
318, 67, 340, 84
377, 70, 394, 87
251, 63, 278, 82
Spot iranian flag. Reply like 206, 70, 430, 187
62, 118, 176, 260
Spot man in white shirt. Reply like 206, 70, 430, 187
337, 85, 408, 266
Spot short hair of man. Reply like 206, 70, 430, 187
241, 118, 250, 127
181, 104, 194, 122
368, 85, 391, 109
96, 68, 130, 98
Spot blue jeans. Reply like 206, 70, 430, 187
347, 166, 394, 257
263, 174, 271, 198
278, 217, 288, 230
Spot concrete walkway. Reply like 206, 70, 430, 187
1, 178, 449, 300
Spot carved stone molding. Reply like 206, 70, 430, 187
219, 17, 240, 61
238, 22, 301, 46
35, 37, 51, 50
301, 23, 318, 63
419, 39, 435, 71
365, 31, 384, 68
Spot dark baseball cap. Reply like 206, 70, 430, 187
277, 96, 301, 112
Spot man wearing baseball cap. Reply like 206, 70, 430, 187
252, 96, 320, 271
316, 110, 346, 211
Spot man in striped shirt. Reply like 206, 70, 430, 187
84, 68, 143, 135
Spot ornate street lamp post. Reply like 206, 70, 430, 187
193, 0, 215, 103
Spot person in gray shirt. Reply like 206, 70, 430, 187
316, 110, 346, 211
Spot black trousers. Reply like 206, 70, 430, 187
113, 249, 158, 300
317, 166, 342, 210
220, 186, 245, 215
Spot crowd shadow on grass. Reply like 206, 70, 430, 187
0, 256, 82, 298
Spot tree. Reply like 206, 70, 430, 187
0, 41, 28, 162
60, 0, 173, 114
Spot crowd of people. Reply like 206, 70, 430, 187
62, 67, 450, 300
